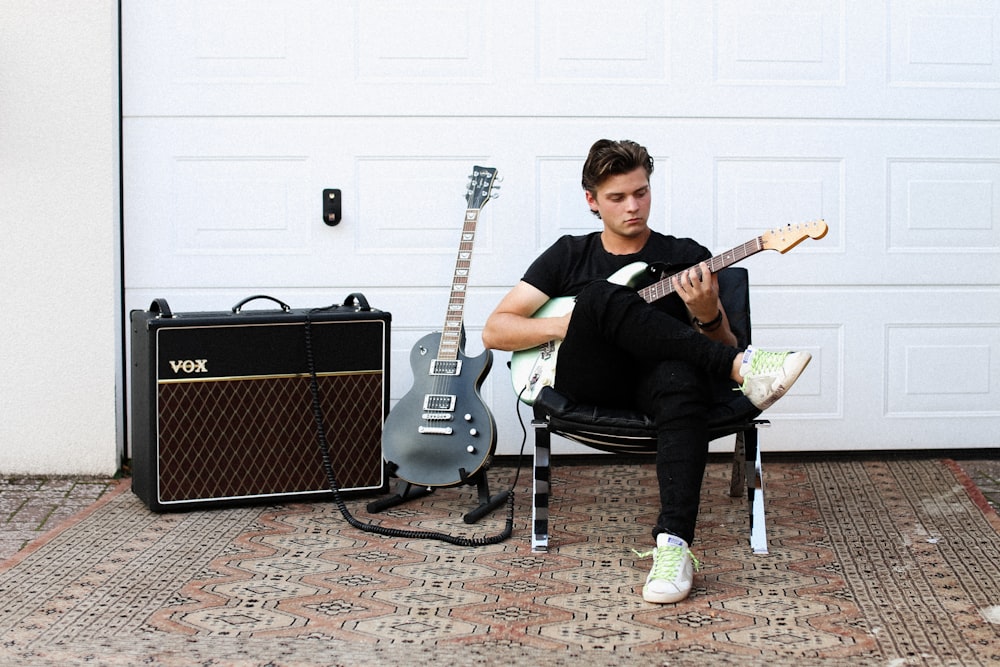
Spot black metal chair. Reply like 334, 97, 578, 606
524, 267, 770, 554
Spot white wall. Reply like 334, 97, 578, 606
0, 1, 120, 474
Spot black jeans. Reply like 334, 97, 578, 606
554, 280, 741, 545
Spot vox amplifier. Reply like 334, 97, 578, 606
130, 294, 390, 511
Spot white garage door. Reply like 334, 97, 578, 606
122, 1, 1000, 456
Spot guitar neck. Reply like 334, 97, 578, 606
437, 207, 479, 361
637, 236, 765, 303
436, 166, 498, 360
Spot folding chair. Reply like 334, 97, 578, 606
524, 268, 769, 554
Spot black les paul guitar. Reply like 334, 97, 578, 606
381, 167, 499, 488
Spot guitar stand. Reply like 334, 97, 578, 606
461, 468, 510, 525
367, 464, 508, 525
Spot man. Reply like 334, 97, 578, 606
482, 139, 810, 604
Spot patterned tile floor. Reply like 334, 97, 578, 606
1, 455, 998, 563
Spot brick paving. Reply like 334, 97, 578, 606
0, 477, 118, 562
1, 458, 997, 563
957, 457, 1000, 511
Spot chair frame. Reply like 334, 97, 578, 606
529, 413, 769, 554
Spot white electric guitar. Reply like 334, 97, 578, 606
509, 219, 829, 404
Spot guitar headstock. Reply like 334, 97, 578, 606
761, 219, 828, 253
466, 166, 499, 210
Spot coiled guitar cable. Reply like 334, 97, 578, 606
304, 306, 522, 547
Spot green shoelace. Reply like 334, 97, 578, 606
632, 545, 700, 579
738, 349, 790, 392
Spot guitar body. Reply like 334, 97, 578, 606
510, 261, 648, 404
382, 330, 497, 487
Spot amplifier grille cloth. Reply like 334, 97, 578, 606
156, 373, 382, 502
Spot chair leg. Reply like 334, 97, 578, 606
531, 419, 551, 553
744, 427, 768, 555
729, 431, 747, 498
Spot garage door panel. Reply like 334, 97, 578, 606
749, 323, 842, 420
888, 159, 1000, 252
714, 0, 845, 86
696, 122, 999, 286
714, 156, 841, 266
169, 155, 313, 254
124, 118, 512, 290
887, 325, 1000, 416
124, 1, 999, 119
122, 0, 346, 117
750, 286, 1000, 450
535, 0, 668, 83
889, 0, 1000, 88
124, 119, 346, 288
357, 1, 498, 83
355, 157, 499, 254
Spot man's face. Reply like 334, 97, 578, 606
585, 167, 652, 241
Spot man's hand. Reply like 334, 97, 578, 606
672, 261, 718, 322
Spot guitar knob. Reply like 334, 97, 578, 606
464, 413, 472, 421
469, 428, 478, 437
466, 445, 476, 454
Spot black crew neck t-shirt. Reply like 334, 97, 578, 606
521, 231, 711, 323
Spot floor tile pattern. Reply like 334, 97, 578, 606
2, 458, 998, 665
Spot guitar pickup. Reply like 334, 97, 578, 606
430, 360, 462, 376
418, 426, 454, 435
421, 412, 453, 421
423, 394, 456, 411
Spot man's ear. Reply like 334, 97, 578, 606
584, 189, 599, 214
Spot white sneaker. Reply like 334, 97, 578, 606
738, 346, 811, 410
634, 533, 698, 604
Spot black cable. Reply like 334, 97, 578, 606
304, 306, 521, 547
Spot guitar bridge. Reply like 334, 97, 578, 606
418, 426, 454, 435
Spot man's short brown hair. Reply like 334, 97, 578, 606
581, 139, 655, 197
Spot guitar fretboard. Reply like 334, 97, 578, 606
437, 209, 479, 361
637, 236, 765, 303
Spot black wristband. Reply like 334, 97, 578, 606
693, 309, 723, 332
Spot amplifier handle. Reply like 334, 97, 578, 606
148, 298, 173, 318
343, 292, 371, 311
231, 294, 292, 314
